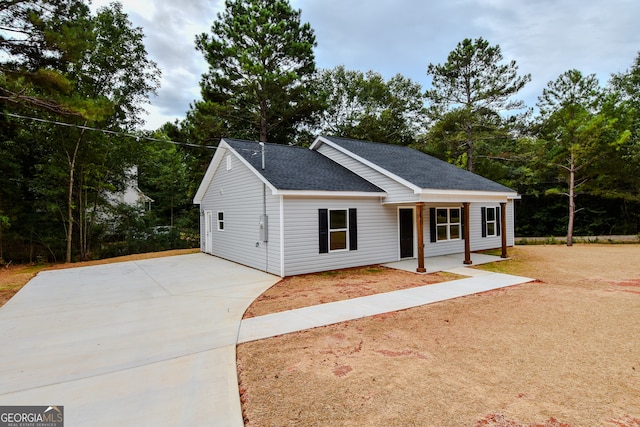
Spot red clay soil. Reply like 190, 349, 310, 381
237, 245, 640, 426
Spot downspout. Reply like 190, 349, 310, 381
263, 182, 268, 273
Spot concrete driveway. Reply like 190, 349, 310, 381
0, 253, 279, 426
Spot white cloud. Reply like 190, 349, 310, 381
93, 0, 640, 129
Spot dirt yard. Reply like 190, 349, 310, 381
237, 245, 640, 427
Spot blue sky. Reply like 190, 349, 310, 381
91, 0, 640, 130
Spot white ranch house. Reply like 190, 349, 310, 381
193, 136, 519, 277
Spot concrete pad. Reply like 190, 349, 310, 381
383, 252, 508, 274
1, 346, 241, 426
0, 253, 280, 427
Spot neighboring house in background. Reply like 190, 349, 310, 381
105, 166, 154, 211
193, 136, 520, 277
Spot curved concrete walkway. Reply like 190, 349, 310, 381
239, 257, 534, 343
0, 253, 279, 427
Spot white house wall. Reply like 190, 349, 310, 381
470, 200, 515, 251
315, 144, 416, 203
421, 201, 515, 257
198, 153, 281, 275
281, 197, 398, 276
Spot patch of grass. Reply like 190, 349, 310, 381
317, 270, 341, 277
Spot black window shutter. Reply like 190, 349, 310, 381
481, 207, 487, 238
349, 208, 357, 251
496, 207, 501, 236
319, 209, 328, 253
429, 207, 436, 243
461, 207, 465, 240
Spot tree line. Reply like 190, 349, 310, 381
1, 0, 639, 263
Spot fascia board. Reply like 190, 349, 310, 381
276, 190, 387, 198
417, 189, 521, 203
311, 136, 422, 193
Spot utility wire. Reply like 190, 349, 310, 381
2, 111, 217, 150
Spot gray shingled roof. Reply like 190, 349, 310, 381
224, 138, 384, 192
320, 136, 516, 193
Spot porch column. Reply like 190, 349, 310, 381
501, 202, 508, 258
416, 202, 426, 273
463, 202, 472, 265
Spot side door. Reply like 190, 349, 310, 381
204, 210, 213, 253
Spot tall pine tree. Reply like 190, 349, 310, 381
425, 37, 531, 172
193, 0, 322, 143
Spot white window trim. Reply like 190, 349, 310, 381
436, 207, 462, 242
329, 208, 349, 252
217, 211, 225, 231
485, 207, 498, 237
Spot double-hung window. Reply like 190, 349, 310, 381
482, 207, 501, 237
435, 207, 461, 241
217, 211, 224, 231
319, 208, 358, 253
329, 209, 348, 251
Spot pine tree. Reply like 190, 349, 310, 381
193, 0, 321, 143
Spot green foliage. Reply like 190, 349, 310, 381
0, 0, 164, 263
98, 206, 195, 259
0, 0, 96, 116
193, 0, 322, 143
314, 66, 427, 145
424, 37, 531, 172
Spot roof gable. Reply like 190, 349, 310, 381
314, 136, 516, 194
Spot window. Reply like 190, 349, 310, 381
329, 209, 348, 251
482, 207, 501, 237
217, 211, 224, 231
435, 207, 461, 241
319, 209, 357, 253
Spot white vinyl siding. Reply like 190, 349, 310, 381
468, 202, 515, 252
282, 197, 398, 276
198, 154, 281, 275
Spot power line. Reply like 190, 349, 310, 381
1, 112, 217, 150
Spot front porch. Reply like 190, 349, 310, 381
401, 201, 509, 273
383, 252, 508, 275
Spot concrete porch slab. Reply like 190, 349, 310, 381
382, 252, 507, 274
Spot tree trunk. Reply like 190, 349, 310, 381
466, 123, 474, 172
567, 152, 575, 247
65, 128, 86, 263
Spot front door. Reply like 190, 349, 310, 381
399, 208, 414, 258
